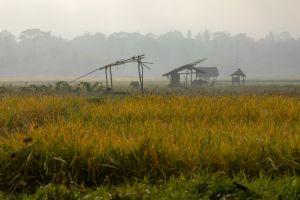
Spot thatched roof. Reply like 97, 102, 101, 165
197, 67, 219, 77
162, 58, 207, 76
231, 68, 246, 77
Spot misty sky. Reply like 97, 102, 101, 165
0, 0, 300, 38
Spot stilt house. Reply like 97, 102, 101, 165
231, 68, 246, 85
162, 58, 207, 87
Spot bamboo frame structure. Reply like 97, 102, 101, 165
70, 55, 152, 93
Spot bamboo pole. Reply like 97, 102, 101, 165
140, 57, 144, 93
190, 69, 193, 86
185, 69, 188, 87
105, 68, 108, 88
70, 55, 150, 83
137, 58, 143, 93
69, 55, 151, 93
109, 67, 113, 90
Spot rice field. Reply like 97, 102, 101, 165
1, 95, 300, 199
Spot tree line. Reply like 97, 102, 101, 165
0, 29, 299, 78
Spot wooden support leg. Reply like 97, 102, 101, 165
137, 59, 143, 93
190, 69, 193, 86
109, 67, 113, 90
141, 63, 144, 93
105, 68, 108, 89
185, 69, 188, 87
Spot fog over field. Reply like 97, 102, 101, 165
0, 0, 300, 78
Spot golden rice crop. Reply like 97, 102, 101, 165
1, 95, 300, 192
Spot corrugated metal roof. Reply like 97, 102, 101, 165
162, 58, 207, 76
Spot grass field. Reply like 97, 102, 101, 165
1, 95, 300, 199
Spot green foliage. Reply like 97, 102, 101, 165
3, 176, 300, 199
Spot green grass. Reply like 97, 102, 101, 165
3, 175, 300, 199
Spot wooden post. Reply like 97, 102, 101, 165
141, 61, 144, 93
190, 69, 193, 86
105, 68, 108, 88
109, 67, 113, 90
137, 57, 143, 93
185, 69, 188, 87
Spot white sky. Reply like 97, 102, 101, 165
0, 0, 300, 39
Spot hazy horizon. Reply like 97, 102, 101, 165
0, 30, 299, 41
1, 0, 300, 39
1, 0, 300, 79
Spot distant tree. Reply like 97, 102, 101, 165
145, 33, 156, 39
17, 29, 66, 75
19, 29, 51, 41
278, 31, 293, 41
195, 32, 203, 42
0, 30, 16, 42
203, 30, 211, 42
265, 32, 275, 44
187, 30, 192, 40
0, 28, 300, 78
158, 31, 184, 41
0, 31, 17, 74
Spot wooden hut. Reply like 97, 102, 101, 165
197, 67, 219, 81
130, 81, 140, 89
230, 68, 246, 85
162, 58, 207, 87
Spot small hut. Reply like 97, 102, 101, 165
162, 58, 207, 87
197, 67, 219, 81
231, 68, 246, 85
130, 81, 140, 89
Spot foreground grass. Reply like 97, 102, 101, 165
2, 175, 300, 199
1, 95, 300, 198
